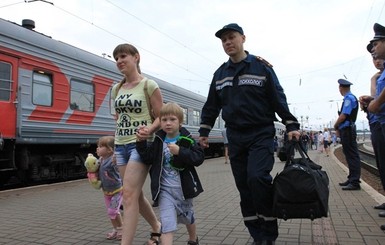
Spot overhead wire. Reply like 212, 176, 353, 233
53, 4, 210, 83
281, 0, 384, 87
280, 56, 364, 80
104, 0, 218, 66
350, 0, 379, 82
14, 0, 211, 85
0, 1, 24, 8
7, 0, 385, 97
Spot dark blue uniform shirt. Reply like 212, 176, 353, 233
375, 63, 385, 124
199, 53, 298, 136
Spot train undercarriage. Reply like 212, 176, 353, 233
0, 140, 91, 189
0, 138, 224, 189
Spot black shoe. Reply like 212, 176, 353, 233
252, 241, 275, 245
381, 224, 385, 230
339, 180, 350, 186
187, 237, 199, 245
374, 203, 385, 210
342, 183, 361, 190
379, 211, 385, 217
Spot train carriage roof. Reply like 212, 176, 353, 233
0, 18, 207, 104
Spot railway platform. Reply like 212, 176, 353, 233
1, 145, 385, 245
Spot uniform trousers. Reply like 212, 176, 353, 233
370, 122, 385, 190
226, 126, 278, 241
340, 126, 361, 185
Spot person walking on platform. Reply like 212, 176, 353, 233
111, 43, 162, 245
198, 23, 300, 245
334, 79, 361, 191
300, 132, 310, 153
322, 128, 331, 157
313, 131, 318, 150
136, 102, 204, 245
222, 128, 229, 164
317, 131, 324, 153
361, 23, 385, 229
95, 136, 123, 240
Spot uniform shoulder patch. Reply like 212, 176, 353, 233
256, 56, 273, 67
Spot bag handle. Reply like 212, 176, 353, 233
285, 139, 310, 166
285, 139, 322, 170
143, 79, 155, 122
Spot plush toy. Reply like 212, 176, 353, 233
84, 153, 101, 189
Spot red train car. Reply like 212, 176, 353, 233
0, 18, 225, 187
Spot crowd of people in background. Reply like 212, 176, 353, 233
276, 129, 339, 155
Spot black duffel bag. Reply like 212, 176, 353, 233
272, 140, 329, 220
277, 146, 287, 162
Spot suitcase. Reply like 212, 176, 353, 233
272, 140, 329, 220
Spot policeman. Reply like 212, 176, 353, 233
199, 23, 300, 245
364, 22, 385, 229
360, 42, 385, 210
334, 79, 361, 190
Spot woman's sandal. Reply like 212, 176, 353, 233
187, 236, 199, 245
147, 232, 161, 245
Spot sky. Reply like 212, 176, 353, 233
1, 0, 385, 131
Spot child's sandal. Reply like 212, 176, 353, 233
115, 228, 122, 240
147, 232, 161, 245
106, 230, 117, 240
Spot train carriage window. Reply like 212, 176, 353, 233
182, 107, 188, 125
0, 62, 11, 101
70, 80, 94, 112
192, 110, 200, 126
32, 72, 52, 106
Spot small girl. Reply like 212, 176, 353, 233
96, 136, 123, 240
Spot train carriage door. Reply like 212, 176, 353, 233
0, 55, 18, 139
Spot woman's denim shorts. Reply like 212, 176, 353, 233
114, 143, 142, 166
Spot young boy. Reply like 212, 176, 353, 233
95, 136, 123, 240
136, 102, 204, 245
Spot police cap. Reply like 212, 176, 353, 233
370, 23, 385, 43
215, 23, 244, 38
338, 79, 353, 87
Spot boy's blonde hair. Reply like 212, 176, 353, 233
160, 102, 184, 123
97, 136, 115, 151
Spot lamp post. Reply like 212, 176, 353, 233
300, 116, 304, 131
306, 116, 309, 130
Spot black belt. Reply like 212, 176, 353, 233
340, 124, 355, 130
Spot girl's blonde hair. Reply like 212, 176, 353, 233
160, 102, 184, 123
97, 136, 115, 151
113, 43, 141, 91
